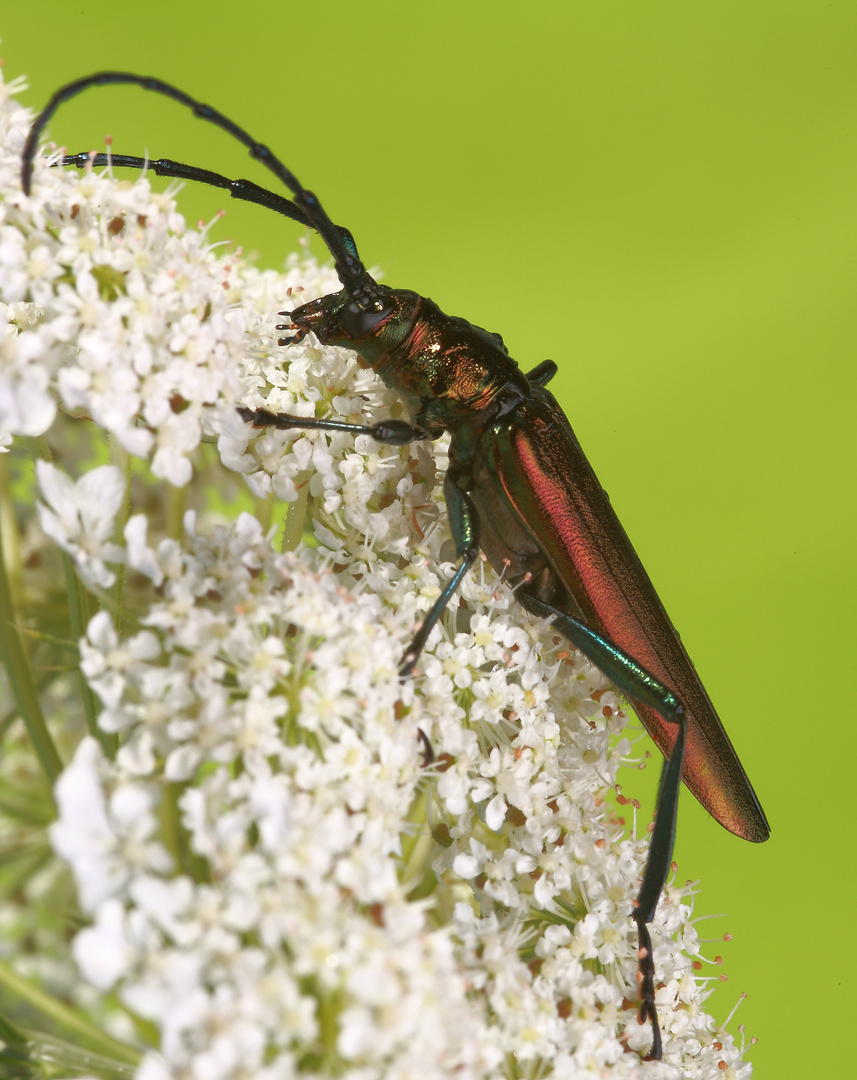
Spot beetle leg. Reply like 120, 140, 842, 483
399, 479, 480, 677
398, 549, 478, 677
635, 918, 662, 1060
520, 592, 686, 1058
237, 405, 427, 446
524, 359, 558, 387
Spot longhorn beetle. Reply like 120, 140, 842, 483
22, 72, 770, 1060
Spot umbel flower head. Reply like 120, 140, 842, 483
0, 68, 754, 1079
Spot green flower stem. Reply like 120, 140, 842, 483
158, 781, 189, 877
0, 513, 62, 787
0, 698, 21, 741
0, 456, 22, 608
166, 482, 185, 540
0, 958, 141, 1068
0, 1005, 27, 1045
280, 476, 310, 553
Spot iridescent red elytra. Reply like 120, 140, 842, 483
22, 71, 769, 1061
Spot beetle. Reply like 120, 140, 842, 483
22, 72, 769, 1060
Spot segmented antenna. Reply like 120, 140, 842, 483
21, 72, 380, 309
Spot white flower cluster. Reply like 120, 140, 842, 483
0, 68, 754, 1079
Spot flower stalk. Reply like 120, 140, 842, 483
0, 499, 63, 785
0, 959, 139, 1068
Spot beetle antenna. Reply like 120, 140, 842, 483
21, 72, 381, 310
58, 150, 316, 233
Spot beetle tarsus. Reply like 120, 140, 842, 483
634, 915, 663, 1059
399, 653, 417, 679
417, 728, 435, 767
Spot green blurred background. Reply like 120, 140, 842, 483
3, 2, 855, 1073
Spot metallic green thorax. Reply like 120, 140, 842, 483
290, 286, 530, 434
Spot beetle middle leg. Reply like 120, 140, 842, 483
241, 403, 481, 673
398, 477, 482, 676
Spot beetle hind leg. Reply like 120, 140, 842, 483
520, 592, 687, 1060
634, 916, 663, 1060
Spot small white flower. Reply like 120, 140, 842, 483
0, 309, 57, 437
36, 460, 125, 587
50, 738, 132, 912
73, 897, 138, 990
124, 513, 164, 585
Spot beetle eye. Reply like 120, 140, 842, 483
342, 299, 392, 338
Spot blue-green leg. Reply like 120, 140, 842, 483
240, 405, 480, 676
521, 593, 687, 1059
238, 405, 427, 446
399, 477, 480, 676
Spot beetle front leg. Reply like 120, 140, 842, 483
238, 405, 427, 446
521, 593, 686, 1060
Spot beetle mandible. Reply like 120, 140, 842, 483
22, 72, 770, 1061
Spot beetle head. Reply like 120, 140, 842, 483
280, 285, 421, 368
